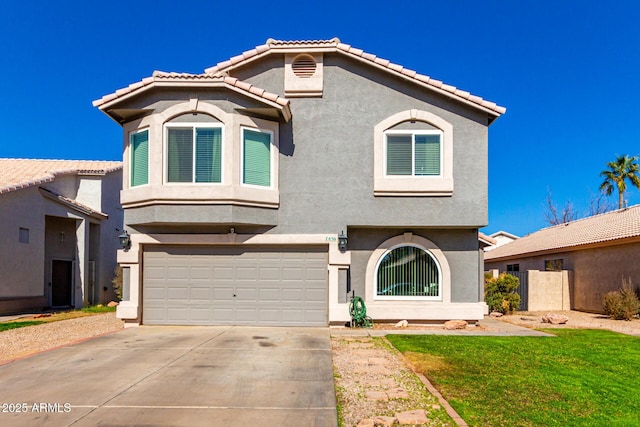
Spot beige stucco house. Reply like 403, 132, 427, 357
0, 159, 123, 314
485, 206, 640, 312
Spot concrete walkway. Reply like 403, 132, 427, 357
331, 317, 554, 337
0, 326, 337, 427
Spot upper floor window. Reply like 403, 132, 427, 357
385, 131, 441, 177
375, 245, 441, 300
130, 129, 149, 187
242, 127, 272, 187
166, 124, 222, 183
374, 110, 453, 196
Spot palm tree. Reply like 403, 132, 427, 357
599, 155, 640, 209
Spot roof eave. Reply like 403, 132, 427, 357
95, 79, 291, 123
485, 235, 640, 262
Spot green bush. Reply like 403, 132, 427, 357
485, 273, 521, 314
603, 279, 640, 320
111, 265, 123, 301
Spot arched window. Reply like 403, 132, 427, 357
375, 245, 441, 299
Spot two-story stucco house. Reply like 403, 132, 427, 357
94, 38, 505, 326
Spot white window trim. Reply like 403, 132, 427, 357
129, 128, 150, 188
365, 233, 451, 303
374, 109, 453, 196
240, 126, 275, 190
383, 129, 444, 178
163, 122, 225, 185
373, 243, 443, 301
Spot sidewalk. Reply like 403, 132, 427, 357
331, 316, 553, 337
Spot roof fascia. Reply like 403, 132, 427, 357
485, 235, 640, 262
210, 45, 503, 119
39, 187, 108, 220
97, 80, 290, 122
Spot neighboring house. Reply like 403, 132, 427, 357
484, 230, 519, 251
93, 38, 505, 326
0, 159, 123, 314
485, 206, 640, 312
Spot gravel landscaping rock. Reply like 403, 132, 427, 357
332, 336, 456, 427
0, 313, 123, 364
497, 310, 640, 336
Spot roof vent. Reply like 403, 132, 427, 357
292, 55, 316, 78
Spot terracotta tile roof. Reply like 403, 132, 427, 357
93, 72, 291, 120
39, 187, 108, 219
485, 205, 640, 260
0, 159, 122, 195
479, 232, 497, 247
204, 38, 506, 117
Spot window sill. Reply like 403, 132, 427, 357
374, 177, 453, 197
121, 184, 279, 208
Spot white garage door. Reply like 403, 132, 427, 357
142, 245, 328, 326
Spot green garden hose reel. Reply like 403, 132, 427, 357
348, 292, 373, 328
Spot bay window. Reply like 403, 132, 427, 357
166, 125, 222, 183
242, 128, 272, 187
130, 129, 149, 187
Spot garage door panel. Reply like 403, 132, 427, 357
190, 308, 211, 321
166, 287, 189, 301
305, 288, 326, 302
143, 245, 327, 326
190, 287, 212, 301
167, 308, 188, 322
213, 267, 234, 280
190, 267, 211, 280
144, 285, 167, 300
259, 288, 280, 301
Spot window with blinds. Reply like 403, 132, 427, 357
242, 128, 272, 187
166, 125, 222, 183
130, 129, 149, 187
376, 245, 441, 298
385, 131, 441, 177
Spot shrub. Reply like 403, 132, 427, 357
111, 265, 123, 301
485, 273, 521, 314
603, 278, 639, 320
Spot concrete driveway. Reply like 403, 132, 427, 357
0, 326, 337, 426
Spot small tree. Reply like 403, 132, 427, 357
544, 189, 576, 225
485, 273, 521, 314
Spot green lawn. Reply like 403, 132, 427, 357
0, 320, 45, 332
387, 329, 640, 427
0, 305, 116, 332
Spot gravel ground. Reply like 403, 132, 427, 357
332, 336, 457, 427
495, 310, 640, 336
0, 313, 124, 365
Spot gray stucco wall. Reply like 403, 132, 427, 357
485, 241, 640, 312
123, 53, 490, 232
116, 51, 492, 306
349, 228, 482, 303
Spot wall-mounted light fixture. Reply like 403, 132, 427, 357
118, 229, 131, 250
338, 230, 348, 252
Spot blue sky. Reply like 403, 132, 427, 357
2, 1, 639, 236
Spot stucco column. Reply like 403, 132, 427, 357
75, 218, 90, 307
115, 237, 142, 324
